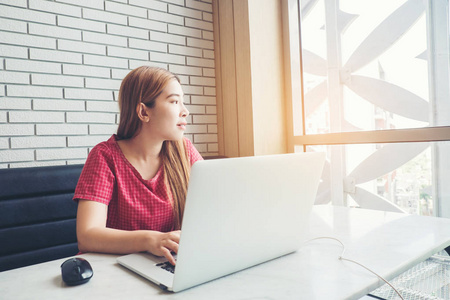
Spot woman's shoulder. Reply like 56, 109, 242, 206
183, 136, 193, 147
182, 137, 196, 153
93, 135, 118, 149
88, 135, 119, 159
183, 137, 203, 163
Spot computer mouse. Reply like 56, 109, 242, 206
61, 257, 93, 286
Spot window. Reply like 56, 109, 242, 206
289, 0, 450, 217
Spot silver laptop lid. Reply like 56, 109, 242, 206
172, 152, 325, 292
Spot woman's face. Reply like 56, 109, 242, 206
146, 79, 189, 141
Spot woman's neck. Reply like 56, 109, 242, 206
121, 134, 163, 162
117, 134, 165, 180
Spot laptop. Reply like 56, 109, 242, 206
117, 152, 325, 292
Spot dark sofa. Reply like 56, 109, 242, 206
0, 164, 83, 271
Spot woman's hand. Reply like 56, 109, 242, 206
77, 200, 181, 264
147, 230, 181, 265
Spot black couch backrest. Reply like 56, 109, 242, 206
0, 164, 84, 271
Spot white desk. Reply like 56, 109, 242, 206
2, 205, 450, 300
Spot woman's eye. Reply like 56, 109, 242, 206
172, 100, 178, 104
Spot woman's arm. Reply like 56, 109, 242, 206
76, 200, 179, 265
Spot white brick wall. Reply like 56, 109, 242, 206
0, 0, 217, 168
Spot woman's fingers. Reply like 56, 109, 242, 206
165, 239, 179, 253
160, 230, 181, 265
169, 230, 181, 243
161, 247, 177, 266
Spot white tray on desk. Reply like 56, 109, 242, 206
370, 253, 450, 300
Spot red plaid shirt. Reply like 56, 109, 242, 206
73, 135, 203, 232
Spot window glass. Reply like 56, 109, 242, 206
295, 0, 450, 217
304, 142, 433, 216
299, 0, 448, 134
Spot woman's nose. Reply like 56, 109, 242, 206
181, 105, 189, 117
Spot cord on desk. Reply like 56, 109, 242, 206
306, 237, 405, 300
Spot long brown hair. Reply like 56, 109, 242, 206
117, 66, 191, 229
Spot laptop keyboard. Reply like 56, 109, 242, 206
156, 261, 175, 274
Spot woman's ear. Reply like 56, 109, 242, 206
136, 103, 151, 122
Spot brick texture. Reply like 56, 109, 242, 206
0, 0, 218, 167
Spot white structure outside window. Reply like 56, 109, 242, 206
287, 0, 450, 217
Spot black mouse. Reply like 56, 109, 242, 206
61, 257, 93, 286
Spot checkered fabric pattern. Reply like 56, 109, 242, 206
73, 135, 203, 232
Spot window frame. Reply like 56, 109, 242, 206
284, 0, 450, 216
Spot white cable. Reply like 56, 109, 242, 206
306, 237, 405, 300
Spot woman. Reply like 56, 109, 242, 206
73, 66, 203, 266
